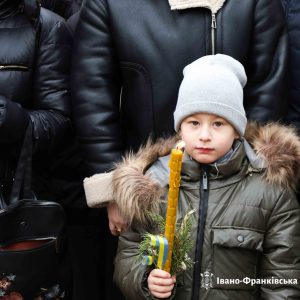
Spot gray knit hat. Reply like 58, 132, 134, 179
174, 54, 247, 136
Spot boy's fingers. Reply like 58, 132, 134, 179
149, 282, 174, 299
151, 291, 172, 299
149, 277, 175, 286
149, 283, 174, 293
148, 269, 175, 298
151, 269, 172, 278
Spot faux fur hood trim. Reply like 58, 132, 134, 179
112, 136, 178, 226
244, 122, 300, 191
112, 123, 300, 225
168, 0, 226, 13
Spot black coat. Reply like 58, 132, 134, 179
71, 0, 288, 176
0, 4, 71, 199
41, 0, 82, 19
281, 0, 300, 131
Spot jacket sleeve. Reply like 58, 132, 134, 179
244, 0, 288, 123
260, 189, 300, 298
0, 95, 30, 144
71, 0, 123, 176
114, 229, 161, 300
113, 162, 172, 299
30, 12, 72, 155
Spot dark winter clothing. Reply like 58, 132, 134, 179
41, 0, 82, 19
71, 1, 288, 299
0, 0, 73, 297
54, 13, 123, 300
0, 1, 71, 201
281, 0, 300, 131
71, 0, 288, 177
113, 123, 300, 300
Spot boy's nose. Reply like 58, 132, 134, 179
199, 128, 211, 142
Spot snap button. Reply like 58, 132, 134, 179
237, 235, 244, 242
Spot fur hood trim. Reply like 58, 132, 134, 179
112, 136, 178, 225
168, 0, 226, 13
244, 122, 300, 191
112, 123, 300, 225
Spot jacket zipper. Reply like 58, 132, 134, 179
0, 65, 29, 71
211, 13, 217, 55
191, 169, 209, 300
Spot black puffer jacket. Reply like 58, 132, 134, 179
71, 0, 288, 176
0, 1, 71, 199
281, 0, 300, 131
41, 0, 82, 19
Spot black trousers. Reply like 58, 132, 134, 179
66, 209, 125, 300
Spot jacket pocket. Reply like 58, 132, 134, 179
211, 227, 263, 290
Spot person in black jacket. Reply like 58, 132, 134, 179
281, 0, 300, 131
71, 0, 288, 299
0, 0, 72, 198
280, 0, 300, 202
41, 0, 82, 19
0, 0, 72, 296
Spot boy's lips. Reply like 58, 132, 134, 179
195, 147, 214, 153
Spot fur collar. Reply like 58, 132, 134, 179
168, 0, 226, 13
244, 122, 300, 191
112, 123, 300, 225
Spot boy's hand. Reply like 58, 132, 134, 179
148, 269, 176, 299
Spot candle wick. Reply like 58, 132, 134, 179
176, 141, 185, 151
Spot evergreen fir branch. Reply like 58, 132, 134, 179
137, 210, 195, 275
138, 233, 152, 258
145, 210, 165, 233
170, 209, 195, 275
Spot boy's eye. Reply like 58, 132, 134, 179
190, 121, 199, 126
213, 121, 223, 127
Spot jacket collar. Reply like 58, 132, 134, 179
165, 140, 248, 185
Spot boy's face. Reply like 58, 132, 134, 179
180, 113, 239, 164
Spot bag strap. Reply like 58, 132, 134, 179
9, 1, 41, 204
9, 122, 33, 204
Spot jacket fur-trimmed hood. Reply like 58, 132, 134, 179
111, 122, 300, 226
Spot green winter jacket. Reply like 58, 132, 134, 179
112, 123, 300, 300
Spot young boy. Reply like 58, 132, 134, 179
85, 54, 300, 299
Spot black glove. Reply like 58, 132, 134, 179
0, 95, 30, 144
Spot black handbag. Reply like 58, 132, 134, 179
0, 123, 66, 299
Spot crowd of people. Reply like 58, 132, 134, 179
0, 0, 299, 299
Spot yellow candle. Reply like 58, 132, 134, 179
163, 143, 184, 273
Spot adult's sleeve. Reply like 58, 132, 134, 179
244, 0, 288, 123
30, 12, 72, 156
114, 229, 160, 300
71, 0, 123, 176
